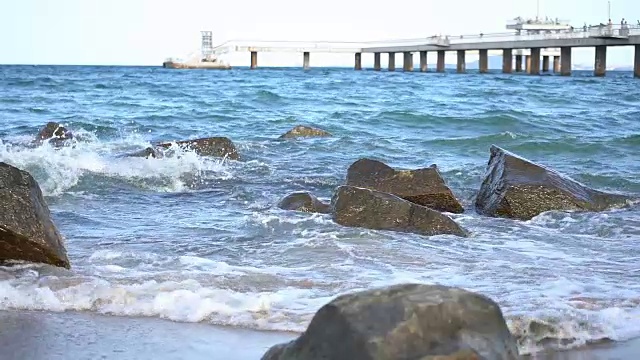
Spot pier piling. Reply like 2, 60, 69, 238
250, 51, 258, 69
560, 47, 572, 76
553, 56, 560, 73
456, 50, 466, 73
479, 49, 488, 73
525, 55, 531, 73
303, 52, 310, 70
635, 45, 640, 78
355, 53, 362, 71
437, 50, 445, 72
530, 48, 541, 75
374, 53, 381, 71
515, 55, 523, 72
419, 51, 427, 72
594, 46, 607, 77
388, 52, 396, 71
403, 52, 413, 72
502, 49, 513, 73
542, 56, 550, 72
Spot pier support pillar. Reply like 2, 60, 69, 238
303, 52, 310, 70
437, 50, 445, 72
479, 49, 488, 74
456, 50, 465, 73
542, 56, 550, 72
250, 51, 258, 69
374, 53, 381, 71
560, 47, 572, 76
502, 49, 512, 73
388, 52, 395, 71
515, 55, 523, 72
553, 56, 560, 73
594, 45, 607, 77
419, 51, 427, 72
355, 53, 362, 71
635, 45, 640, 78
529, 48, 540, 75
403, 52, 413, 72
525, 55, 531, 73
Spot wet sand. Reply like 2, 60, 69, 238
0, 310, 637, 360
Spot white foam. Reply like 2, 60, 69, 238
0, 131, 233, 196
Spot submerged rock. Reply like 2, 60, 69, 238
156, 137, 239, 160
261, 283, 520, 360
331, 185, 467, 237
475, 145, 631, 221
279, 125, 331, 139
124, 147, 164, 159
278, 192, 330, 214
35, 121, 73, 146
346, 158, 464, 213
0, 162, 70, 269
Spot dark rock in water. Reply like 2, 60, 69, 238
279, 125, 331, 139
331, 186, 467, 237
35, 122, 73, 146
125, 147, 164, 159
278, 192, 330, 214
156, 137, 239, 160
261, 283, 520, 360
475, 145, 631, 221
0, 162, 70, 269
346, 158, 464, 213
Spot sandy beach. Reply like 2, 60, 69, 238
1, 310, 638, 360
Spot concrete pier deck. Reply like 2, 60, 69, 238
208, 24, 640, 77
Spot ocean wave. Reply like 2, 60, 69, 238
0, 131, 233, 196
1, 262, 639, 356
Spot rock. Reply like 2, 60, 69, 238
124, 147, 164, 159
475, 145, 631, 221
278, 192, 330, 214
346, 158, 464, 213
35, 122, 73, 146
261, 283, 520, 360
156, 137, 239, 160
0, 162, 70, 269
279, 125, 331, 139
331, 186, 467, 237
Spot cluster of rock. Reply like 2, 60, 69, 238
0, 123, 333, 269
2, 122, 635, 360
279, 145, 631, 237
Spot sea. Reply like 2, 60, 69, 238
0, 65, 639, 357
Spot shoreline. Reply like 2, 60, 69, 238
1, 310, 638, 360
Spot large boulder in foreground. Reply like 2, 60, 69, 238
331, 186, 467, 237
278, 192, 330, 214
279, 125, 331, 139
261, 283, 520, 360
0, 162, 70, 269
156, 137, 239, 160
347, 158, 464, 213
475, 145, 631, 221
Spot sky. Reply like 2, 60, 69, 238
0, 0, 638, 67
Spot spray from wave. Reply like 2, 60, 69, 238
0, 127, 233, 196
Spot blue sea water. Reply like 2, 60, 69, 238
1, 65, 639, 355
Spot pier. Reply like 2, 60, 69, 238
176, 19, 640, 78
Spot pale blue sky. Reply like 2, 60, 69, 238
0, 0, 638, 67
